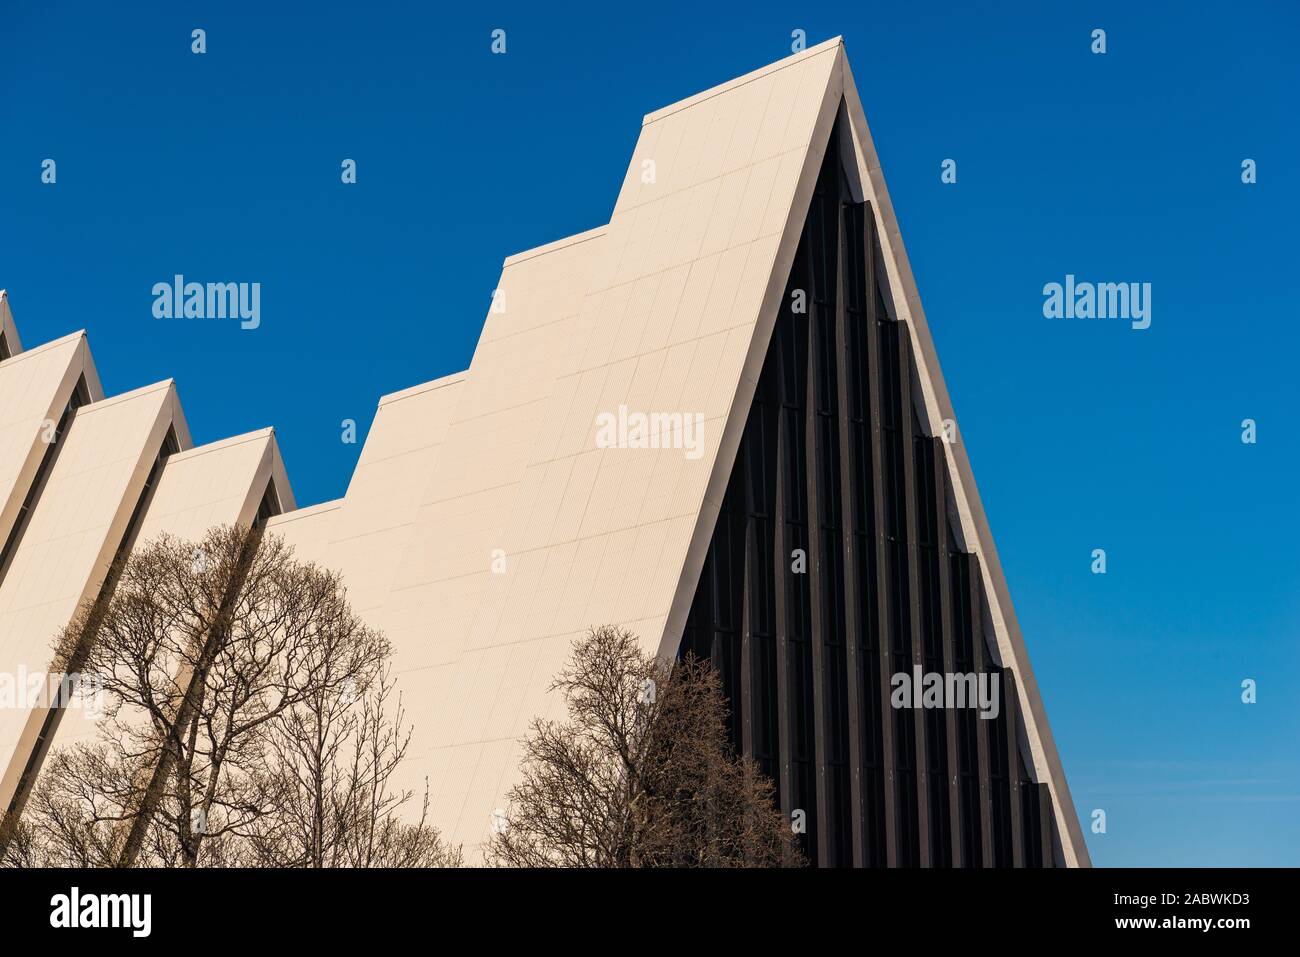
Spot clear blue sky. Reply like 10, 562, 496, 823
3, 1, 1296, 866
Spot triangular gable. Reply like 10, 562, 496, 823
835, 49, 1089, 866
0, 332, 104, 572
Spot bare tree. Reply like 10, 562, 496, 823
487, 625, 802, 867
244, 663, 461, 867
3, 525, 458, 868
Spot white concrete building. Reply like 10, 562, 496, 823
0, 39, 1087, 867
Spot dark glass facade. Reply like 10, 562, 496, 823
681, 113, 1056, 868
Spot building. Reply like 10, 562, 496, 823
0, 37, 1089, 867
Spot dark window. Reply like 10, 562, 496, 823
254, 478, 283, 528
678, 105, 1053, 868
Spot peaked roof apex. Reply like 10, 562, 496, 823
641, 35, 844, 126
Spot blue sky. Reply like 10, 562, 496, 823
3, 1, 1297, 866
